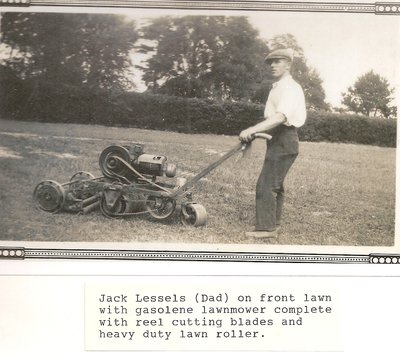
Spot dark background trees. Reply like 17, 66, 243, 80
137, 19, 330, 111
137, 16, 268, 101
1, 12, 330, 109
1, 12, 395, 147
1, 12, 138, 90
342, 70, 395, 118
2, 12, 395, 125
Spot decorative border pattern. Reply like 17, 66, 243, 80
375, 2, 400, 13
0, 0, 398, 15
1, 246, 399, 263
369, 254, 400, 264
1, 0, 30, 5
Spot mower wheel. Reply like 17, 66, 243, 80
180, 203, 207, 227
33, 180, 65, 213
145, 196, 176, 220
69, 171, 95, 199
99, 145, 131, 179
99, 195, 127, 218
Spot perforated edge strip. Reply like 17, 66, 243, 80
0, 1, 398, 16
1, 246, 399, 263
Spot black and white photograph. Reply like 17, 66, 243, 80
0, 3, 398, 252
1, 2, 400, 357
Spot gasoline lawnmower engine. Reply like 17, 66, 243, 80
33, 143, 207, 227
98, 144, 177, 182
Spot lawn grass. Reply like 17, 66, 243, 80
0, 119, 395, 246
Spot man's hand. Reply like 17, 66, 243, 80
239, 113, 286, 143
239, 127, 256, 143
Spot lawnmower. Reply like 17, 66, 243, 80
33, 133, 270, 227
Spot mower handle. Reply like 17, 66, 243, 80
240, 132, 272, 144
252, 133, 272, 140
170, 132, 272, 199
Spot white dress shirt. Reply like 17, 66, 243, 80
264, 75, 306, 128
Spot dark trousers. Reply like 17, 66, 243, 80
255, 153, 298, 231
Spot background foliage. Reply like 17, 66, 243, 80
0, 12, 397, 148
342, 70, 396, 118
1, 74, 395, 147
1, 12, 138, 90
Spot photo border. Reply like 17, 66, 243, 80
1, 246, 400, 263
1, 0, 399, 263
3, 0, 400, 15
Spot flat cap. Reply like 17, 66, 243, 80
265, 48, 294, 63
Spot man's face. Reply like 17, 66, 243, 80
269, 58, 291, 79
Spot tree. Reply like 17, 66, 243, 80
266, 34, 330, 111
137, 16, 267, 101
137, 19, 329, 109
342, 70, 395, 118
1, 13, 138, 90
206, 17, 268, 101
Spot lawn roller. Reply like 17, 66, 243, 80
33, 133, 271, 227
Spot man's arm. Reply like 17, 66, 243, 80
239, 112, 286, 142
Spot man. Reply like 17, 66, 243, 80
239, 48, 306, 239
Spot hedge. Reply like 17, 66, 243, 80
299, 111, 396, 147
0, 73, 396, 147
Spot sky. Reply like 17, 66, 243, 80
2, 6, 399, 107
248, 11, 399, 107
